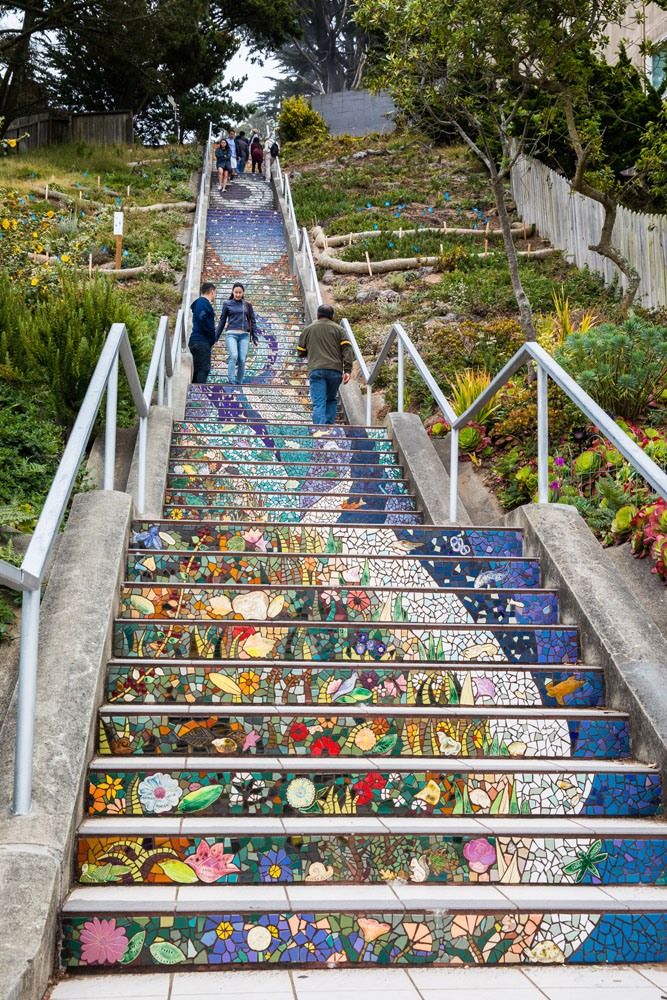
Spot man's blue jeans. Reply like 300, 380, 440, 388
309, 368, 342, 424
226, 332, 249, 384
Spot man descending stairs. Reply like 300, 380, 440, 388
60, 174, 667, 972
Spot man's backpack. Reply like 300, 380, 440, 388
270, 142, 280, 158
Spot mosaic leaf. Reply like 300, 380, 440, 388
149, 940, 187, 965
120, 930, 146, 964
208, 673, 242, 698
158, 859, 199, 883
177, 784, 224, 813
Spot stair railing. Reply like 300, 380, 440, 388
3, 126, 215, 815
342, 320, 667, 522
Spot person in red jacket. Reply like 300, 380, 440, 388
250, 137, 264, 175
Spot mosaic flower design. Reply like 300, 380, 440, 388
259, 848, 294, 883
286, 777, 316, 809
200, 915, 245, 963
138, 773, 183, 814
79, 917, 128, 965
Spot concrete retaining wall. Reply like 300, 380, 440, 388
311, 90, 396, 136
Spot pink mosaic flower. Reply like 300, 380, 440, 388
463, 837, 496, 874
79, 916, 128, 965
185, 840, 240, 883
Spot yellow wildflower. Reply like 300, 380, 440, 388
1, 219, 9, 230
61, 254, 71, 263
46, 210, 54, 218
30, 277, 39, 286
6, 139, 17, 148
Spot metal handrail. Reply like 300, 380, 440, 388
4, 125, 214, 814
346, 318, 667, 523
299, 226, 322, 307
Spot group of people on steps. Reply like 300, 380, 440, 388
214, 130, 280, 193
190, 283, 353, 425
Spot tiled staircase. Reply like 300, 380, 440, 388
60, 174, 667, 973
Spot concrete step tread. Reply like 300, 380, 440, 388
61, 882, 667, 914
78, 814, 667, 836
89, 755, 657, 773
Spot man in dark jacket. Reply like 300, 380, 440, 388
189, 282, 217, 383
236, 131, 249, 173
297, 304, 353, 424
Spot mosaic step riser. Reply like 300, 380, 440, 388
165, 480, 413, 498
112, 622, 579, 665
162, 509, 423, 526
86, 765, 662, 818
168, 463, 405, 482
59, 907, 667, 968
74, 831, 667, 887
168, 456, 402, 474
164, 489, 417, 513
125, 554, 541, 591
188, 386, 311, 397
106, 663, 605, 709
174, 423, 390, 439
162, 494, 419, 513
119, 585, 561, 627
182, 412, 315, 424
170, 442, 396, 457
128, 523, 525, 559
97, 710, 628, 760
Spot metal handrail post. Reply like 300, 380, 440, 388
136, 415, 148, 514
13, 586, 41, 814
366, 386, 372, 427
103, 355, 118, 490
397, 337, 405, 413
449, 428, 459, 522
537, 363, 549, 503
157, 334, 166, 407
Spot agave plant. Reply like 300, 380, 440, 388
448, 368, 501, 426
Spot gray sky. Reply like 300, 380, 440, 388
222, 50, 282, 104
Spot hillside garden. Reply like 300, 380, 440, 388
282, 126, 667, 583
0, 135, 201, 635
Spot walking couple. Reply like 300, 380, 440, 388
189, 281, 258, 384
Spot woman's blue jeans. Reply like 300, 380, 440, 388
226, 332, 249, 384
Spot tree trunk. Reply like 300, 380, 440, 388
488, 169, 536, 340
561, 92, 640, 317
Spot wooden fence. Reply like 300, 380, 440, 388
511, 152, 667, 311
5, 111, 133, 150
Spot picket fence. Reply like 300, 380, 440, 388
510, 152, 667, 311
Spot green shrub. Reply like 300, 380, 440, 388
0, 273, 153, 427
0, 381, 63, 510
555, 316, 667, 421
279, 97, 329, 144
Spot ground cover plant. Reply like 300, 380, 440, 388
287, 128, 667, 579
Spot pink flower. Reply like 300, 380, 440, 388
463, 837, 496, 874
80, 917, 128, 965
242, 529, 268, 552
185, 840, 240, 883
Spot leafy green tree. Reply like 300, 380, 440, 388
354, 0, 631, 336
0, 0, 297, 140
258, 0, 375, 113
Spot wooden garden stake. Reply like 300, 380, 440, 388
127, 185, 131, 197
113, 211, 124, 269
484, 238, 489, 254
97, 175, 101, 190
45, 183, 49, 201
88, 253, 93, 277
365, 251, 373, 277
